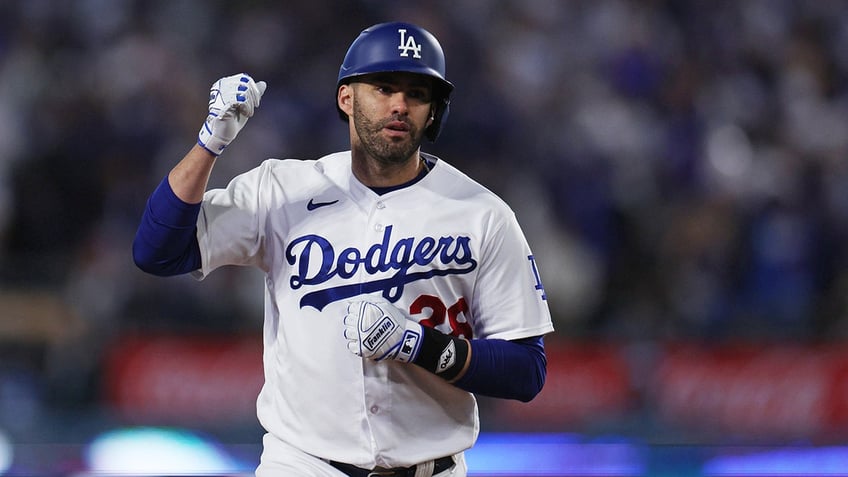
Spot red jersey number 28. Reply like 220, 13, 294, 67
409, 295, 473, 339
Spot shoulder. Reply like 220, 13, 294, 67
265, 151, 351, 175
427, 155, 514, 215
210, 152, 350, 202
258, 151, 348, 170
239, 151, 351, 181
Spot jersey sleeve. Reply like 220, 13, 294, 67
470, 208, 554, 340
192, 162, 272, 279
132, 175, 203, 276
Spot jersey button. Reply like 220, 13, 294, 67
376, 202, 386, 209
369, 405, 379, 414
375, 224, 384, 232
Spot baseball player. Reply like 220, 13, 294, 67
133, 22, 554, 476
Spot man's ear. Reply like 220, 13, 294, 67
338, 84, 353, 117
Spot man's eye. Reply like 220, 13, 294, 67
408, 90, 431, 101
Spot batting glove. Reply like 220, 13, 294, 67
343, 300, 423, 363
197, 73, 267, 156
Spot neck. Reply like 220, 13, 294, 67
351, 148, 423, 188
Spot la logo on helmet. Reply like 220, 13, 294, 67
397, 29, 422, 58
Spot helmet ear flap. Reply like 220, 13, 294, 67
425, 97, 450, 142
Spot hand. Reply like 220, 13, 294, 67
343, 300, 423, 363
197, 73, 267, 156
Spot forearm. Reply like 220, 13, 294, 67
169, 143, 218, 204
409, 327, 547, 402
453, 336, 547, 402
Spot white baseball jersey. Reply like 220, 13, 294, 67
193, 151, 554, 468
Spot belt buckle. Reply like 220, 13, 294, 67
366, 471, 396, 477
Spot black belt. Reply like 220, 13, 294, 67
329, 455, 455, 477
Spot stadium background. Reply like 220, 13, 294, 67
1, 0, 848, 474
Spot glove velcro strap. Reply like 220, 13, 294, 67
197, 123, 227, 156
413, 326, 470, 382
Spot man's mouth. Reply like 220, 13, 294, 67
384, 120, 411, 133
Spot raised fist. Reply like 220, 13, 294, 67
197, 73, 266, 156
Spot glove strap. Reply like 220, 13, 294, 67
413, 326, 471, 382
197, 121, 227, 156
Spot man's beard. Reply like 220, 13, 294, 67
352, 100, 425, 165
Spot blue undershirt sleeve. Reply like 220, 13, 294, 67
132, 176, 202, 276
454, 335, 547, 402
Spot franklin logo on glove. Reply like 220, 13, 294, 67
364, 315, 397, 351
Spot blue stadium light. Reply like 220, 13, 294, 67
0, 430, 11, 475
465, 433, 645, 476
84, 427, 250, 475
703, 446, 848, 476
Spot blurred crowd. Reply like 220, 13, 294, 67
0, 0, 847, 425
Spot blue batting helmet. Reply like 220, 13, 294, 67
337, 22, 453, 142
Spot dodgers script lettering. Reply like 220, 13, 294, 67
285, 225, 477, 310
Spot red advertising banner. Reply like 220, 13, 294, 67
652, 344, 848, 439
104, 335, 264, 424
102, 335, 848, 439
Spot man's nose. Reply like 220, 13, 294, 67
389, 92, 410, 115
